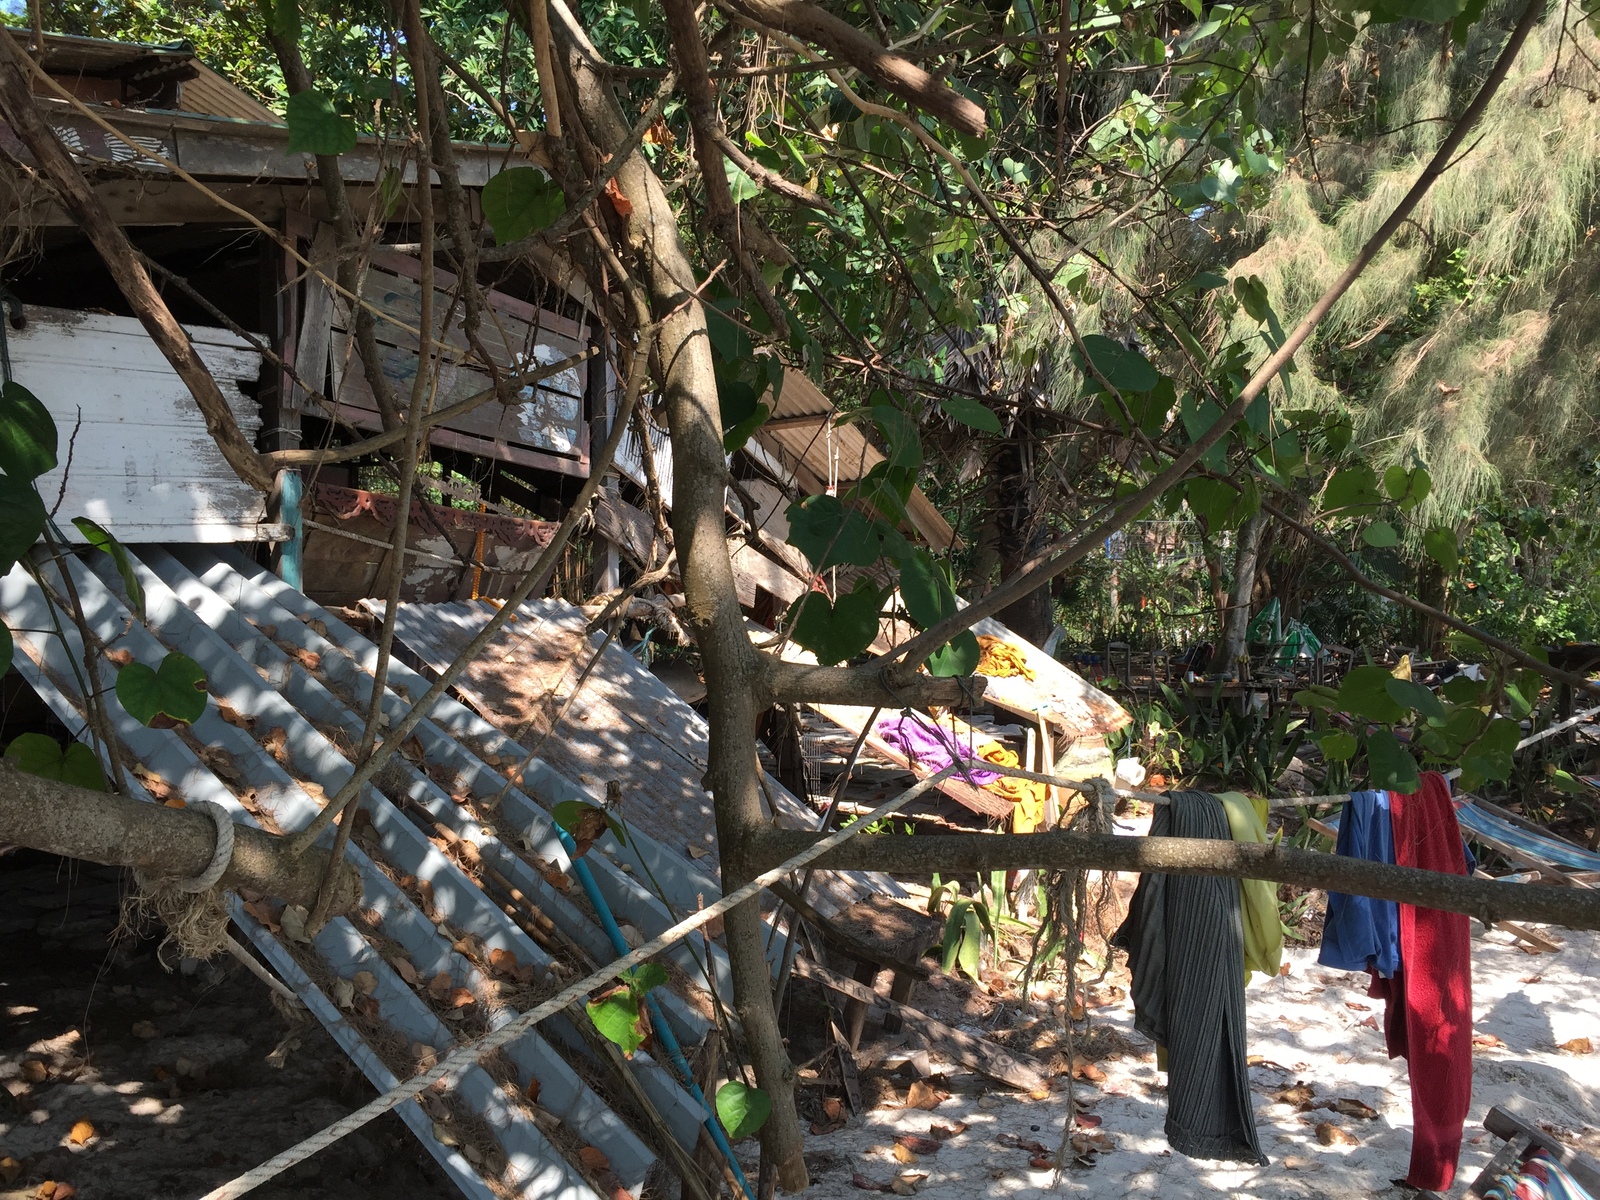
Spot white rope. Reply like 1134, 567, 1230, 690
198, 765, 961, 1200
137, 800, 234, 893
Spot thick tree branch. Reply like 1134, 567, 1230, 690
0, 36, 274, 492
760, 654, 986, 709
748, 827, 1600, 931
704, 123, 836, 213
0, 761, 361, 914
714, 0, 987, 135
874, 0, 1544, 678
663, 0, 792, 337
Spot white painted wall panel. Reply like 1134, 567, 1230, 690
8, 305, 269, 542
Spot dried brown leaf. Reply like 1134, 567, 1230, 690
895, 1135, 941, 1156
1316, 1122, 1358, 1146
905, 1079, 946, 1110
1558, 1037, 1593, 1054
1330, 1098, 1378, 1120
389, 956, 419, 985
68, 1118, 95, 1146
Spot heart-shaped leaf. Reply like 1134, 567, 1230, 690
0, 381, 58, 482
116, 651, 208, 727
939, 397, 1001, 433
482, 166, 566, 242
1384, 677, 1445, 721
788, 582, 883, 666
899, 549, 957, 630
587, 989, 645, 1057
1361, 520, 1399, 548
72, 518, 145, 622
0, 472, 47, 573
4, 733, 107, 791
1365, 729, 1418, 793
285, 89, 356, 156
716, 1080, 772, 1140
925, 629, 981, 677
1336, 665, 1406, 724
785, 495, 883, 569
1318, 730, 1357, 761
1073, 334, 1160, 393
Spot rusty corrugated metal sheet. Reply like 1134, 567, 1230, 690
179, 61, 280, 123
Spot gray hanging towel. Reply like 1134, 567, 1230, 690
1112, 789, 1267, 1165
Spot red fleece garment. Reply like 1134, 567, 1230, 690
1377, 770, 1473, 1191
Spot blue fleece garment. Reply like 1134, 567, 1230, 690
1320, 790, 1402, 977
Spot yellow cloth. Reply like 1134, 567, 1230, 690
976, 741, 1048, 832
1216, 791, 1284, 982
975, 635, 1036, 681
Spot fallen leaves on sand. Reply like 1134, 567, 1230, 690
1558, 1037, 1593, 1054
1316, 1123, 1358, 1146
904, 1080, 947, 1110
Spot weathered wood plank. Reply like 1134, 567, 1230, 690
8, 305, 268, 540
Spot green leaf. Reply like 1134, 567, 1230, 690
587, 989, 645, 1056
1440, 675, 1482, 704
1318, 730, 1357, 761
1294, 685, 1341, 710
73, 518, 145, 622
481, 166, 565, 243
1323, 466, 1384, 515
715, 1081, 772, 1141
626, 962, 669, 994
260, 0, 300, 40
285, 88, 357, 156
1362, 520, 1399, 548
926, 629, 980, 677
1423, 526, 1459, 573
718, 377, 765, 452
115, 651, 208, 727
4, 733, 107, 791
1502, 682, 1533, 720
552, 798, 626, 847
724, 160, 760, 204
1385, 677, 1446, 721
1233, 274, 1271, 323
940, 897, 969, 971
871, 405, 922, 469
1365, 729, 1419, 793
956, 904, 982, 979
0, 472, 47, 573
1383, 465, 1432, 510
939, 397, 1001, 433
899, 549, 957, 630
1336, 664, 1406, 724
787, 582, 883, 666
785, 495, 881, 569
0, 381, 58, 482
1074, 334, 1160, 393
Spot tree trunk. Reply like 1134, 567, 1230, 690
1218, 509, 1267, 675
0, 762, 361, 914
547, 2, 810, 1186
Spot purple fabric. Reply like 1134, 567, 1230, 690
874, 714, 1000, 785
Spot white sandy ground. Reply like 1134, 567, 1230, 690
793, 925, 1600, 1200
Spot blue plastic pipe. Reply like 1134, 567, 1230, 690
555, 828, 754, 1200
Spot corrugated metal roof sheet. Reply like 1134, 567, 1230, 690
1, 544, 727, 1200
179, 61, 280, 123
